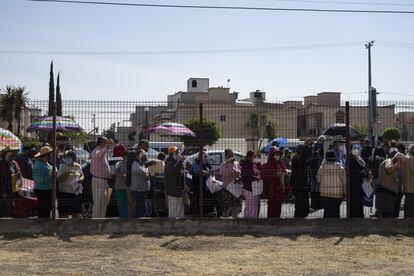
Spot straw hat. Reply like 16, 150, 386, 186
34, 146, 52, 158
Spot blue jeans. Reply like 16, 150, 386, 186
131, 191, 149, 218
115, 189, 128, 219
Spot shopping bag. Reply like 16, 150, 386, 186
251, 180, 263, 196
206, 176, 223, 194
226, 181, 243, 198
362, 179, 374, 207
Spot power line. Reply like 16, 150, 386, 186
0, 41, 363, 56
28, 0, 414, 14
270, 0, 414, 6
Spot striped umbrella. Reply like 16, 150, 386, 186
27, 116, 82, 132
146, 122, 196, 137
0, 128, 22, 150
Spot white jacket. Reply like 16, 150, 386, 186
316, 162, 346, 199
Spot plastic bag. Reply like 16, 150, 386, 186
362, 179, 374, 207
251, 180, 263, 196
206, 176, 223, 194
226, 181, 243, 198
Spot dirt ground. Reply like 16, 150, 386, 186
0, 233, 413, 275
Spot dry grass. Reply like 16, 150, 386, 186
0, 234, 413, 275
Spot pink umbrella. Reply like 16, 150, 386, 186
146, 122, 196, 137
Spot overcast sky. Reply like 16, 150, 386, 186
1, 0, 414, 102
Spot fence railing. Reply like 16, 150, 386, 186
1, 99, 414, 219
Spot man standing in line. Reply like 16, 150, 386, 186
90, 136, 113, 218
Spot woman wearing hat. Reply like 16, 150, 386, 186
33, 146, 53, 218
261, 146, 286, 218
316, 150, 346, 218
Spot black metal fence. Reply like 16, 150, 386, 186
1, 98, 414, 219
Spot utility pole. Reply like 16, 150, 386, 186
366, 41, 376, 145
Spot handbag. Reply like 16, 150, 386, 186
206, 176, 223, 194
251, 179, 263, 196
226, 181, 243, 198
362, 179, 374, 207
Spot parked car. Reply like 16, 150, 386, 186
184, 150, 245, 171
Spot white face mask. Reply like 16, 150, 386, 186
254, 158, 260, 163
274, 155, 280, 161
352, 149, 360, 156
173, 153, 179, 160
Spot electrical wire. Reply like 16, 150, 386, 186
0, 41, 364, 56
27, 0, 414, 14
268, 0, 414, 7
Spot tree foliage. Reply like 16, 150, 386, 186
382, 127, 401, 141
56, 72, 62, 116
128, 131, 137, 142
103, 123, 116, 140
0, 86, 29, 134
353, 124, 368, 139
48, 61, 55, 116
180, 118, 220, 147
0, 86, 15, 131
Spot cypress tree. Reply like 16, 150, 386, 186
56, 72, 62, 116
48, 61, 55, 116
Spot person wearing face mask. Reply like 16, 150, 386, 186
57, 150, 84, 218
90, 136, 113, 218
333, 140, 346, 167
261, 146, 286, 218
215, 149, 242, 218
349, 143, 369, 218
164, 146, 185, 218
241, 151, 261, 218
130, 149, 151, 218
291, 145, 310, 218
377, 149, 406, 218
0, 148, 20, 217
189, 149, 213, 216
33, 146, 53, 218
114, 151, 129, 219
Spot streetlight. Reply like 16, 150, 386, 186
144, 106, 149, 140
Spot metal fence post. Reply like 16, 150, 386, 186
345, 101, 351, 218
51, 101, 57, 219
199, 103, 204, 219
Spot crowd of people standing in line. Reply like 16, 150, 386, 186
1, 134, 414, 220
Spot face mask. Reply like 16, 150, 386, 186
173, 153, 179, 160
254, 158, 261, 163
274, 155, 280, 161
352, 149, 360, 156
64, 158, 73, 165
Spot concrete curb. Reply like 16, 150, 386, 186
1, 219, 414, 236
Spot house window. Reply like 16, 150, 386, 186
336, 111, 345, 124
219, 115, 226, 122
192, 80, 197, 88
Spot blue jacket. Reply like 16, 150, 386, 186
33, 160, 52, 190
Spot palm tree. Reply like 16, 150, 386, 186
13, 86, 29, 136
0, 86, 16, 131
